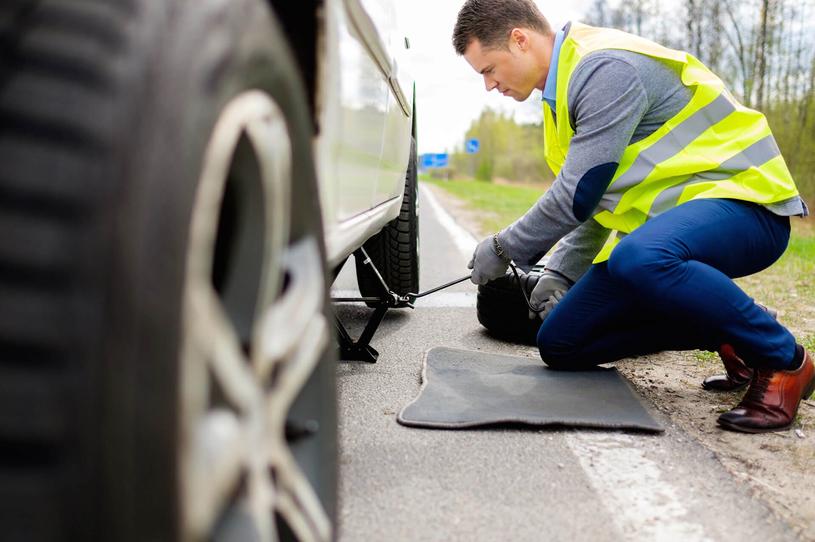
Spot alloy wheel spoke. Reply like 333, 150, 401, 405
245, 112, 291, 315
186, 409, 247, 537
257, 238, 332, 541
272, 451, 332, 542
193, 284, 263, 413
255, 238, 327, 383
245, 453, 276, 542
264, 323, 331, 542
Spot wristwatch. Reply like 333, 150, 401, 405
492, 233, 511, 265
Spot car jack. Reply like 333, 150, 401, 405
332, 247, 470, 363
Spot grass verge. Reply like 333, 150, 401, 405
422, 176, 548, 233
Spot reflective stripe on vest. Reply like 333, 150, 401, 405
543, 23, 799, 263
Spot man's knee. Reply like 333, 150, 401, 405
536, 324, 578, 370
606, 238, 671, 286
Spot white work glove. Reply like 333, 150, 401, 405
528, 269, 573, 321
468, 234, 511, 285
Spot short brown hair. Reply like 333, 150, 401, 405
453, 0, 552, 55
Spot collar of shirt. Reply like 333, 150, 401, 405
542, 27, 566, 111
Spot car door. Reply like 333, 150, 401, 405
354, 0, 414, 206
327, 0, 390, 223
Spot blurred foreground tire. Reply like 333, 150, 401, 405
477, 267, 545, 346
0, 1, 336, 540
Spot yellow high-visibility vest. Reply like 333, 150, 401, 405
544, 22, 800, 262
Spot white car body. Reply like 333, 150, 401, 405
314, 0, 415, 267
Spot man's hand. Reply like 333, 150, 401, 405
468, 234, 510, 285
528, 269, 573, 321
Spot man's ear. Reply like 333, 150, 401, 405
510, 28, 528, 51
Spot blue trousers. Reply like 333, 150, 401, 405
537, 199, 796, 370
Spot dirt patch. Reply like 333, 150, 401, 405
429, 184, 815, 539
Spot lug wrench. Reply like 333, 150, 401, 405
332, 256, 537, 363
404, 274, 472, 302
333, 272, 473, 308
333, 264, 535, 309
410, 264, 535, 310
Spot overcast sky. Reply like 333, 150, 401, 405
396, 0, 592, 155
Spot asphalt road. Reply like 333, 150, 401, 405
331, 184, 795, 541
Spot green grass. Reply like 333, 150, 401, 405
772, 221, 815, 299
785, 230, 815, 259
423, 176, 547, 233
693, 350, 719, 364
779, 226, 815, 275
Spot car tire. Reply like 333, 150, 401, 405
476, 267, 545, 346
355, 137, 420, 302
0, 1, 336, 541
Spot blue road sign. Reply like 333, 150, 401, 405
421, 153, 449, 169
465, 138, 480, 154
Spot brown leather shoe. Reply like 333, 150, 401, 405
702, 304, 777, 391
702, 344, 753, 391
717, 349, 815, 433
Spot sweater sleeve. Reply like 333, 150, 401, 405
544, 218, 610, 282
497, 54, 650, 268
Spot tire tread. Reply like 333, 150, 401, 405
357, 138, 419, 297
0, 1, 133, 538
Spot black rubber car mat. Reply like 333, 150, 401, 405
398, 347, 663, 433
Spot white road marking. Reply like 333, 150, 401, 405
419, 183, 477, 257
566, 433, 712, 542
331, 290, 476, 308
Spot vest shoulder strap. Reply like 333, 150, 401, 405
568, 22, 687, 64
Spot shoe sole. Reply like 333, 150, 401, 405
717, 418, 793, 434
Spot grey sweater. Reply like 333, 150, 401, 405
499, 46, 806, 282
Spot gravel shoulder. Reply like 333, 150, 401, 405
425, 182, 815, 539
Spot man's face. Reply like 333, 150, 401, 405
463, 31, 540, 101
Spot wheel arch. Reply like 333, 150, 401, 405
267, 0, 323, 133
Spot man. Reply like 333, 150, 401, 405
453, 0, 813, 433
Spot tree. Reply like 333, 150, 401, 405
585, 0, 609, 28
753, 0, 777, 110
453, 108, 551, 184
